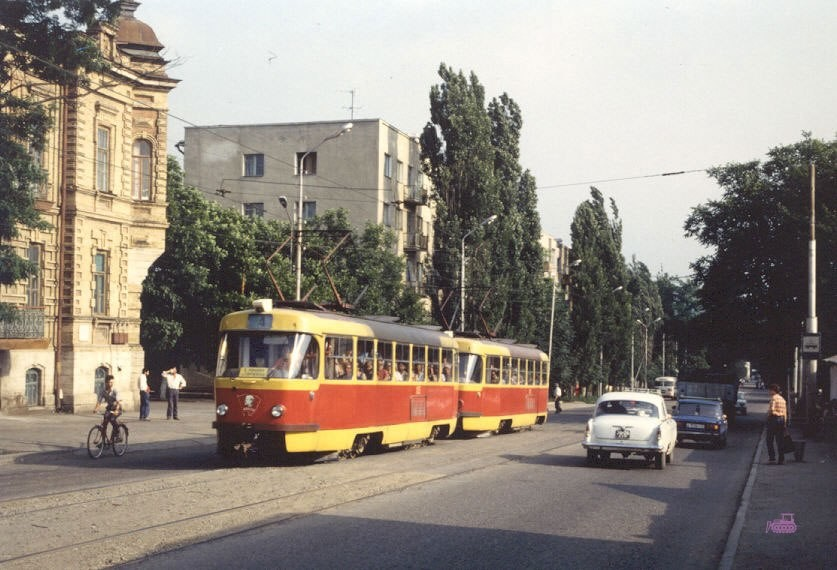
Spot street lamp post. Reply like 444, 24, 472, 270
295, 123, 352, 300
460, 214, 497, 332
635, 316, 661, 388
278, 195, 293, 261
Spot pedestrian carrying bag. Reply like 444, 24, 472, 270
781, 430, 795, 454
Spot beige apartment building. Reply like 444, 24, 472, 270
0, 2, 177, 413
182, 119, 433, 291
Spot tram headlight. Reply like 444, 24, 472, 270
270, 404, 286, 418
216, 404, 229, 416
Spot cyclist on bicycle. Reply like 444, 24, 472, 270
94, 374, 122, 441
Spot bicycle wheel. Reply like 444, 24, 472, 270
112, 424, 129, 456
87, 426, 105, 458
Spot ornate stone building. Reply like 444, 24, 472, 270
0, 2, 177, 413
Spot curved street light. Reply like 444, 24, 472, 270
295, 123, 353, 300
460, 214, 498, 332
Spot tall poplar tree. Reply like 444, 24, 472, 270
421, 63, 548, 345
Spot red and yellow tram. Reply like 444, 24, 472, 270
455, 336, 549, 433
212, 299, 549, 460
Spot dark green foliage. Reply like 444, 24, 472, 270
421, 63, 548, 348
685, 134, 837, 382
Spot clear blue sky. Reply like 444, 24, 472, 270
137, 0, 836, 278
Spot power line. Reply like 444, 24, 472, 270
536, 169, 707, 190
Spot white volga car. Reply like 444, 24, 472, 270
582, 390, 677, 469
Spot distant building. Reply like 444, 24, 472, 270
182, 119, 433, 292
540, 233, 574, 298
0, 2, 178, 413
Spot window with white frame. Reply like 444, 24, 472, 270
244, 153, 264, 177
132, 139, 153, 200
295, 152, 317, 175
396, 160, 404, 183
244, 203, 265, 218
96, 126, 110, 192
302, 201, 316, 220
384, 153, 392, 178
28, 143, 47, 199
93, 251, 108, 314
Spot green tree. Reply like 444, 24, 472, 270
569, 188, 631, 389
421, 64, 548, 345
685, 134, 836, 383
655, 273, 707, 376
0, 0, 119, 318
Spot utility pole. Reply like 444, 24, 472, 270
802, 161, 819, 434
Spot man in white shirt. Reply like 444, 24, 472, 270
163, 367, 186, 420
138, 368, 151, 421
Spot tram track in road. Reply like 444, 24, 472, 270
1, 422, 579, 568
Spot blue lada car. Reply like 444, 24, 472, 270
673, 397, 728, 448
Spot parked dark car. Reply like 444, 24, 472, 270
673, 397, 728, 448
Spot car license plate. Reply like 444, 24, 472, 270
686, 422, 703, 429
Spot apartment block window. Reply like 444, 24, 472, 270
384, 153, 392, 178
383, 203, 394, 227
396, 160, 404, 183
408, 165, 415, 187
132, 139, 153, 200
295, 152, 317, 175
26, 243, 42, 307
302, 201, 316, 220
96, 126, 110, 192
243, 202, 265, 218
93, 251, 108, 314
244, 153, 264, 177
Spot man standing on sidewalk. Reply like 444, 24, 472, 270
164, 367, 187, 420
138, 368, 151, 421
766, 383, 788, 465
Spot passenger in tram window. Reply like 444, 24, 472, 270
490, 370, 500, 384
441, 365, 451, 382
394, 362, 408, 381
360, 360, 375, 380
428, 364, 438, 382
414, 363, 425, 381
378, 361, 391, 380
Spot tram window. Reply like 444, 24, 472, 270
458, 353, 482, 383
523, 360, 532, 385
357, 338, 375, 380
378, 341, 393, 381
394, 342, 411, 381
414, 345, 428, 381
488, 356, 501, 384
325, 336, 353, 380
441, 349, 454, 382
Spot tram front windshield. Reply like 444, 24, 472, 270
216, 331, 318, 379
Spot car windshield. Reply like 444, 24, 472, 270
677, 402, 722, 418
595, 399, 659, 418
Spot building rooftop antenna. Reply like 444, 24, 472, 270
342, 89, 363, 120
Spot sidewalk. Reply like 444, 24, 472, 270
0, 398, 216, 464
721, 425, 837, 569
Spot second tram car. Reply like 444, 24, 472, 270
456, 336, 549, 433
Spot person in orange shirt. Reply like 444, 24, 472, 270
766, 383, 788, 464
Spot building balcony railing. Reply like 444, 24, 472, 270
404, 232, 429, 252
403, 185, 429, 206
0, 307, 45, 339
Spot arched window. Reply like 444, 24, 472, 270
132, 139, 153, 200
94, 366, 108, 396
25, 368, 41, 406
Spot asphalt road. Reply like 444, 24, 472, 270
0, 401, 765, 569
